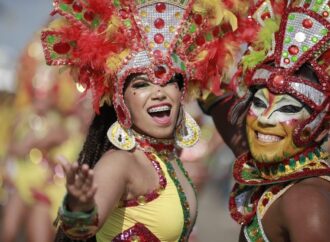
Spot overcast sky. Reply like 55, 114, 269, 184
0, 0, 52, 91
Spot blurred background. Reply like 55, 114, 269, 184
0, 1, 240, 241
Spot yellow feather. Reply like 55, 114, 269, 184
48, 18, 70, 29
106, 49, 130, 74
105, 16, 122, 38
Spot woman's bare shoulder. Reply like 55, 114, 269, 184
93, 149, 138, 177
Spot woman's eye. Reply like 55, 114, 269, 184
132, 81, 150, 88
277, 105, 303, 113
252, 97, 267, 108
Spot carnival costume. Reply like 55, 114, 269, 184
41, 0, 250, 241
227, 1, 330, 241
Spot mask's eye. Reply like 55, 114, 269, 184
131, 80, 150, 89
277, 105, 303, 113
252, 96, 267, 108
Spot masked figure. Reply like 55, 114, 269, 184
227, 1, 330, 241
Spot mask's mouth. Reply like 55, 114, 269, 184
147, 104, 172, 125
255, 131, 284, 143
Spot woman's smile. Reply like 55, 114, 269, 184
147, 103, 172, 125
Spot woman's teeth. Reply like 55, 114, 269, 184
148, 105, 171, 113
257, 132, 282, 143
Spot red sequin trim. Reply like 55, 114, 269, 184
112, 223, 160, 242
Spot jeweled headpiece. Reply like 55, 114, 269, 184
232, 0, 330, 146
42, 0, 248, 128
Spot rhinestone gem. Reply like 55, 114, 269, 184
294, 32, 306, 42
183, 34, 191, 43
175, 12, 181, 19
154, 18, 165, 29
72, 2, 83, 12
153, 50, 163, 59
84, 11, 94, 21
119, 9, 129, 19
302, 18, 313, 29
196, 35, 205, 46
261, 12, 271, 20
323, 11, 329, 17
284, 58, 290, 64
154, 33, 164, 44
273, 75, 285, 87
193, 14, 203, 25
53, 42, 71, 54
155, 3, 166, 13
154, 66, 166, 78
169, 26, 175, 33
288, 45, 299, 55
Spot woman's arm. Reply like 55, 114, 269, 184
59, 150, 132, 239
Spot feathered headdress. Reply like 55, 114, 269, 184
41, 0, 251, 128
231, 0, 330, 146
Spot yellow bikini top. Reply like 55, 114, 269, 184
96, 153, 195, 242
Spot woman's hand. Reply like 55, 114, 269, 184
59, 157, 97, 212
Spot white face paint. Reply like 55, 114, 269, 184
246, 88, 311, 163
250, 88, 310, 125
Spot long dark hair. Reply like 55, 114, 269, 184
54, 103, 117, 242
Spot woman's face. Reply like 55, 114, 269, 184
246, 88, 310, 163
124, 74, 182, 139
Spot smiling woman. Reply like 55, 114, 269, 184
39, 0, 244, 241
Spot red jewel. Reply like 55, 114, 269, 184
273, 74, 285, 87
261, 12, 271, 20
84, 11, 94, 21
303, 3, 310, 8
153, 50, 163, 59
284, 58, 290, 64
183, 34, 191, 43
154, 18, 165, 29
119, 9, 129, 19
272, 186, 281, 194
72, 2, 83, 12
262, 198, 269, 206
154, 66, 166, 78
212, 27, 220, 37
62, 0, 74, 3
154, 33, 164, 44
302, 18, 313, 29
193, 14, 203, 25
196, 35, 205, 46
288, 45, 299, 55
323, 11, 329, 17
53, 42, 71, 54
155, 3, 166, 13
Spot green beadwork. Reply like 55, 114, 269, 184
288, 14, 295, 20
189, 24, 196, 33
285, 37, 291, 44
47, 36, 55, 44
51, 53, 58, 59
289, 158, 296, 169
299, 156, 306, 164
162, 157, 196, 242
287, 26, 294, 33
291, 56, 298, 62
59, 3, 69, 12
124, 20, 132, 28
180, 62, 186, 71
113, 0, 120, 7
302, 45, 309, 52
75, 13, 83, 20
321, 29, 328, 36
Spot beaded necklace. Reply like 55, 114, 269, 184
133, 131, 197, 241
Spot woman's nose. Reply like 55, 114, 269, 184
151, 85, 166, 100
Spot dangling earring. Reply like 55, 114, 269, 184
107, 121, 136, 150
175, 108, 200, 148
